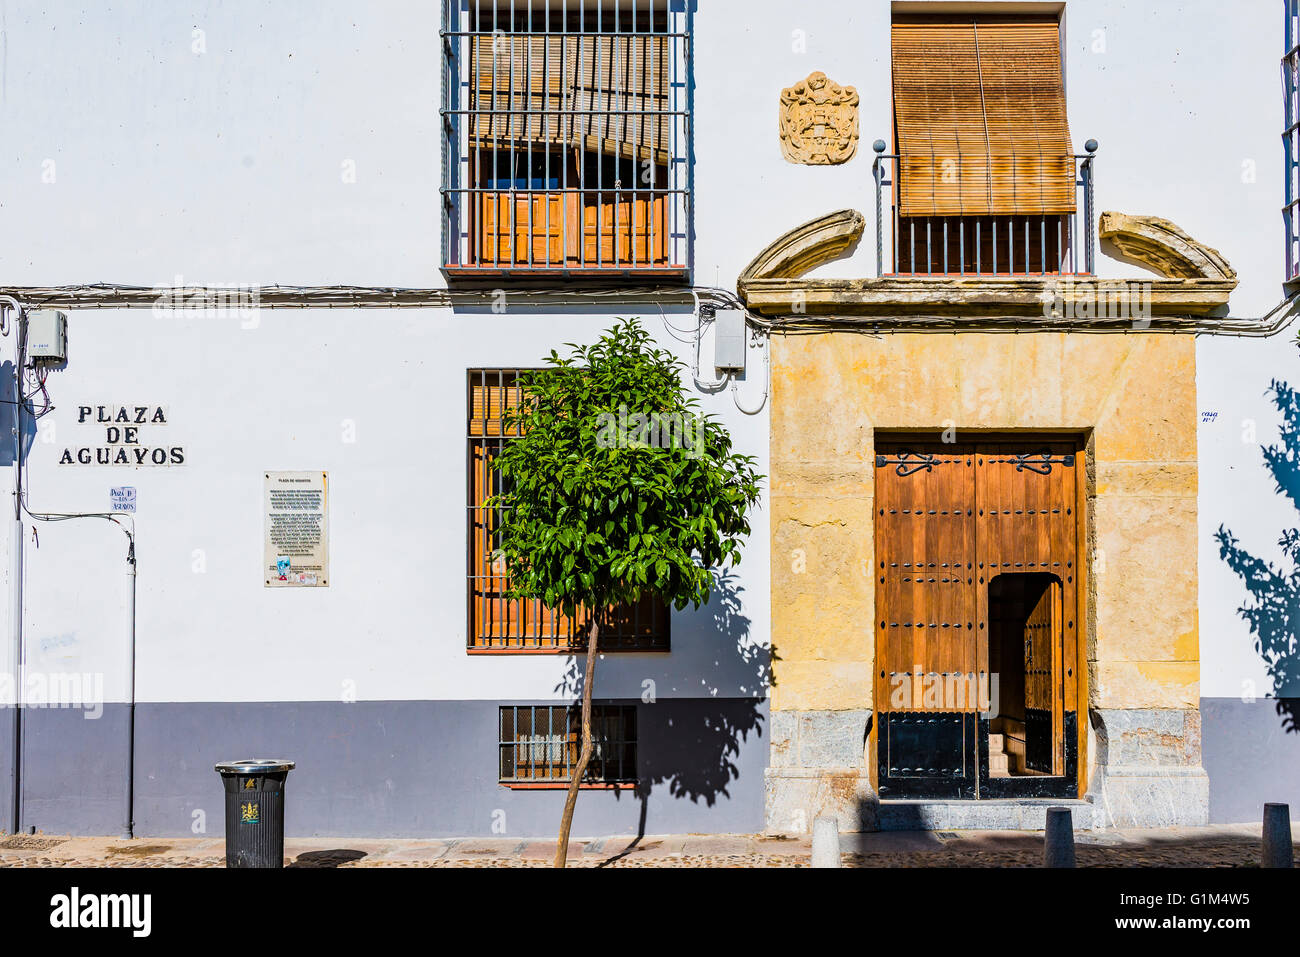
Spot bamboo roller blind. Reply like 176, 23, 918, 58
892, 20, 1075, 216
470, 33, 671, 164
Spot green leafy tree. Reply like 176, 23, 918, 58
490, 317, 763, 867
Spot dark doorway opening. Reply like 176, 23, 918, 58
987, 573, 1057, 778
977, 571, 1077, 798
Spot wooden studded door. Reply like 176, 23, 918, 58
875, 439, 1082, 800
874, 444, 979, 799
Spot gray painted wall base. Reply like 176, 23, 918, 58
0, 697, 767, 838
1202, 696, 1300, 824
0, 708, 14, 832
13, 697, 1287, 835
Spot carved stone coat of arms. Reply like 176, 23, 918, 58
778, 71, 860, 166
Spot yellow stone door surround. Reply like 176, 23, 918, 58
746, 209, 1231, 831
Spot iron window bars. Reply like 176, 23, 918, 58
870, 144, 1097, 277
467, 369, 670, 651
499, 704, 638, 783
1286, 0, 1300, 282
440, 0, 692, 275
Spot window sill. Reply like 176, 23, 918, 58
443, 265, 689, 282
499, 781, 638, 791
467, 647, 670, 656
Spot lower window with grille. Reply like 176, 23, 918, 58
499, 704, 638, 786
468, 369, 670, 652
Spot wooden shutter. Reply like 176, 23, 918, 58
470, 34, 572, 149
469, 372, 584, 647
892, 19, 1075, 216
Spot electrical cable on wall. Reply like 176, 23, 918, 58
5, 281, 1298, 336
683, 294, 730, 394
731, 328, 770, 415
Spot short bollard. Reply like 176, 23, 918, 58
811, 816, 841, 868
1262, 802, 1294, 869
1044, 806, 1076, 868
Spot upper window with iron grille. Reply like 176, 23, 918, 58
440, 0, 691, 276
880, 13, 1093, 277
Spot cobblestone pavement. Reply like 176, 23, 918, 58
0, 823, 1292, 867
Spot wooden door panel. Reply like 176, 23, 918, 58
874, 446, 977, 713
876, 438, 1084, 799
874, 445, 979, 798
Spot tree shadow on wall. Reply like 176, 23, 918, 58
1215, 376, 1300, 733
0, 361, 38, 467
553, 568, 770, 859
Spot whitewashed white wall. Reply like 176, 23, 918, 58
0, 0, 1291, 707
3, 306, 770, 705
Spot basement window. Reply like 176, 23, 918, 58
499, 704, 638, 785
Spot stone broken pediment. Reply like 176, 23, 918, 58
737, 209, 1237, 326
738, 209, 866, 285
1097, 211, 1236, 281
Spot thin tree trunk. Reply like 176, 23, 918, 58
555, 617, 599, 868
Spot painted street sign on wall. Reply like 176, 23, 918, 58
109, 486, 137, 513
58, 404, 185, 466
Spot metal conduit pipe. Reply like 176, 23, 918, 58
1, 294, 139, 837
0, 295, 24, 836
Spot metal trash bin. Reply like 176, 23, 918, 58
214, 759, 295, 868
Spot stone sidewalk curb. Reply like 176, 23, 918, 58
0, 823, 1289, 868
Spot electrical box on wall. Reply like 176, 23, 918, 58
712, 308, 748, 371
27, 309, 68, 363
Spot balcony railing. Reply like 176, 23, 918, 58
439, 0, 692, 277
870, 140, 1098, 278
